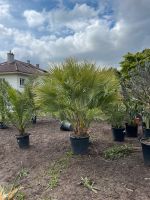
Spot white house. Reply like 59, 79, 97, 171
0, 52, 47, 91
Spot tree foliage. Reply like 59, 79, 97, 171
6, 86, 33, 135
123, 62, 150, 128
0, 79, 10, 123
35, 58, 120, 136
120, 49, 150, 78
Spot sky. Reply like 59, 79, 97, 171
0, 0, 150, 69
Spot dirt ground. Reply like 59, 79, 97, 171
0, 118, 150, 200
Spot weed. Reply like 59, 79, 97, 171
47, 150, 73, 189
0, 185, 23, 200
0, 167, 27, 200
16, 191, 25, 200
12, 167, 29, 189
104, 145, 133, 160
48, 173, 59, 189
80, 177, 99, 193
18, 168, 29, 179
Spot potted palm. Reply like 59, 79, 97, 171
125, 108, 138, 138
35, 58, 119, 154
119, 74, 140, 137
106, 103, 126, 142
5, 86, 33, 148
124, 101, 142, 137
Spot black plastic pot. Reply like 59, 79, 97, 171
144, 129, 150, 138
112, 127, 125, 142
60, 121, 73, 131
16, 134, 30, 149
140, 138, 150, 166
125, 123, 138, 137
32, 116, 37, 124
70, 135, 89, 154
0, 122, 8, 129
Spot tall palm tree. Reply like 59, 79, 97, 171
35, 58, 119, 136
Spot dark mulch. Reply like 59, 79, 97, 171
0, 119, 150, 200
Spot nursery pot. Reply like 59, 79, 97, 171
32, 116, 37, 124
125, 123, 138, 137
16, 134, 30, 149
140, 138, 150, 166
112, 127, 125, 142
0, 122, 8, 129
70, 135, 89, 155
144, 129, 150, 138
60, 121, 73, 131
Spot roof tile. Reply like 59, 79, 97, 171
0, 60, 47, 74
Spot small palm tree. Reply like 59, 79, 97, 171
106, 102, 126, 128
24, 76, 39, 123
6, 86, 33, 135
0, 79, 10, 128
35, 58, 119, 137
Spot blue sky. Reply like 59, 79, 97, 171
0, 0, 150, 68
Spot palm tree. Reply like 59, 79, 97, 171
35, 58, 119, 153
6, 86, 33, 135
0, 79, 10, 128
24, 76, 39, 124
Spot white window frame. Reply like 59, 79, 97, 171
20, 78, 25, 87
0, 78, 5, 81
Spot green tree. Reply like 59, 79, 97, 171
124, 62, 150, 128
120, 49, 150, 78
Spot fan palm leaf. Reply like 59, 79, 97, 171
35, 58, 120, 136
5, 86, 33, 135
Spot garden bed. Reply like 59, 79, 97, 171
0, 118, 150, 200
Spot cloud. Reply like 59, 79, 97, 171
1, 0, 150, 69
23, 10, 45, 27
0, 24, 14, 37
23, 3, 99, 32
0, 1, 11, 18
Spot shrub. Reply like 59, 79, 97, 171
104, 145, 133, 160
35, 58, 120, 137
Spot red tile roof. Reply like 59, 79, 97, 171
0, 60, 47, 74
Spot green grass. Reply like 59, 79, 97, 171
16, 191, 26, 200
18, 168, 29, 179
104, 145, 133, 160
48, 150, 73, 189
7, 167, 29, 199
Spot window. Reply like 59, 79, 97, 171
20, 78, 25, 87
0, 78, 5, 81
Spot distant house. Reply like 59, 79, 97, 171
0, 51, 47, 91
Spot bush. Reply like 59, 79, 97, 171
104, 145, 133, 160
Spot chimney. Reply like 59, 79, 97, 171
27, 60, 30, 64
7, 51, 14, 63
36, 64, 39, 68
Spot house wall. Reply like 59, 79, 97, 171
0, 74, 29, 91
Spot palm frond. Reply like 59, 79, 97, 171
35, 58, 120, 135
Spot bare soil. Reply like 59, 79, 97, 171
0, 118, 150, 200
